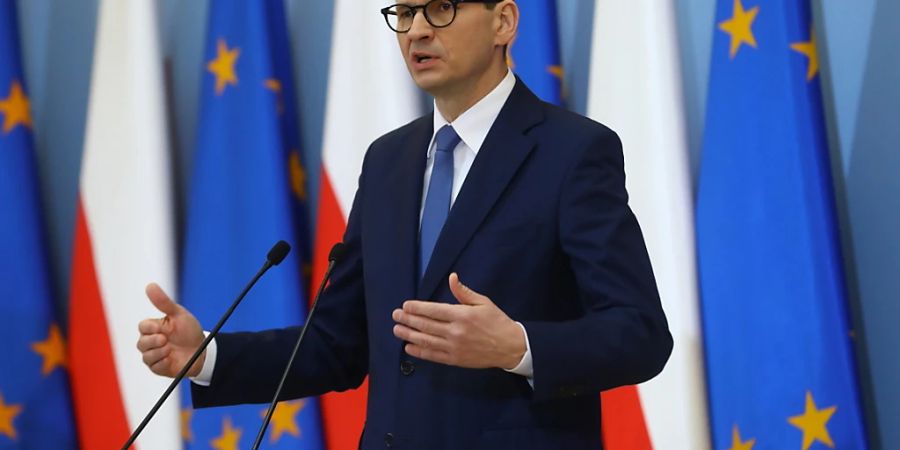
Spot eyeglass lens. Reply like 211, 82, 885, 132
385, 1, 457, 32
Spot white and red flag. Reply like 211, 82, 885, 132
588, 1, 710, 449
68, 1, 181, 448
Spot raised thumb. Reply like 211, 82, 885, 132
146, 283, 179, 316
449, 273, 488, 305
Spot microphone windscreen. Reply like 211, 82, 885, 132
267, 240, 291, 265
328, 243, 347, 263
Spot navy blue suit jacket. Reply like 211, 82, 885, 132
193, 79, 673, 449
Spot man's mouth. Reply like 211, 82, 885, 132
412, 52, 437, 64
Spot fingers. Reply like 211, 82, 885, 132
138, 318, 162, 335
149, 354, 177, 377
393, 323, 449, 351
448, 273, 489, 306
138, 333, 173, 376
141, 346, 171, 368
401, 300, 459, 322
394, 318, 453, 365
146, 283, 179, 316
392, 308, 450, 336
137, 334, 167, 352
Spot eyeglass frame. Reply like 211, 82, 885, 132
380, 0, 502, 33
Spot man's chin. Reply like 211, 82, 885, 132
411, 72, 446, 95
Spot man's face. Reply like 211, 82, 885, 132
394, 1, 502, 96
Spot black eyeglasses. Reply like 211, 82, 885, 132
380, 0, 501, 33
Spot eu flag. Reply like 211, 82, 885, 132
509, 0, 563, 105
697, 0, 868, 449
0, 1, 78, 448
180, 1, 324, 448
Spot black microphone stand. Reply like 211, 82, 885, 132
251, 243, 346, 450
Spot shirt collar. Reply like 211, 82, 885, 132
430, 70, 516, 157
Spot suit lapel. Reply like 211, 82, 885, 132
383, 115, 432, 301
417, 80, 545, 299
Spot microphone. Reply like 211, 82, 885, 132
252, 242, 347, 450
267, 240, 291, 265
121, 240, 292, 450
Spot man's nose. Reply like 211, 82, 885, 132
406, 10, 434, 39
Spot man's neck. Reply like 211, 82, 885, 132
434, 64, 508, 123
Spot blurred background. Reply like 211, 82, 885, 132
1, 0, 897, 449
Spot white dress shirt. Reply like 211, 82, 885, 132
193, 70, 532, 386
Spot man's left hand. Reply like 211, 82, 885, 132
392, 272, 526, 369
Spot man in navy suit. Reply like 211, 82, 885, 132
137, 1, 672, 448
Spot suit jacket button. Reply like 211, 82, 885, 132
384, 432, 395, 447
400, 360, 415, 376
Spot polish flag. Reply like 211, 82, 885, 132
314, 0, 421, 448
67, 1, 181, 448
588, 1, 710, 449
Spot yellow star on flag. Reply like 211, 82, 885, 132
264, 78, 281, 92
210, 416, 242, 450
791, 28, 820, 81
548, 65, 564, 80
265, 78, 285, 114
262, 399, 304, 443
788, 391, 837, 450
289, 151, 308, 201
728, 424, 756, 450
207, 39, 240, 95
719, 0, 760, 59
0, 81, 32, 134
181, 408, 193, 442
31, 323, 67, 376
0, 392, 23, 440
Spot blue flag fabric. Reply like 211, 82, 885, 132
181, 1, 324, 449
0, 2, 78, 448
697, 0, 868, 449
509, 0, 563, 105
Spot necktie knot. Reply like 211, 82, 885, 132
435, 125, 461, 153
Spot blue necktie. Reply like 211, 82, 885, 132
419, 125, 460, 279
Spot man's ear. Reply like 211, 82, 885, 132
495, 0, 519, 48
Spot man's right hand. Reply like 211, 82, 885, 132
137, 283, 205, 378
